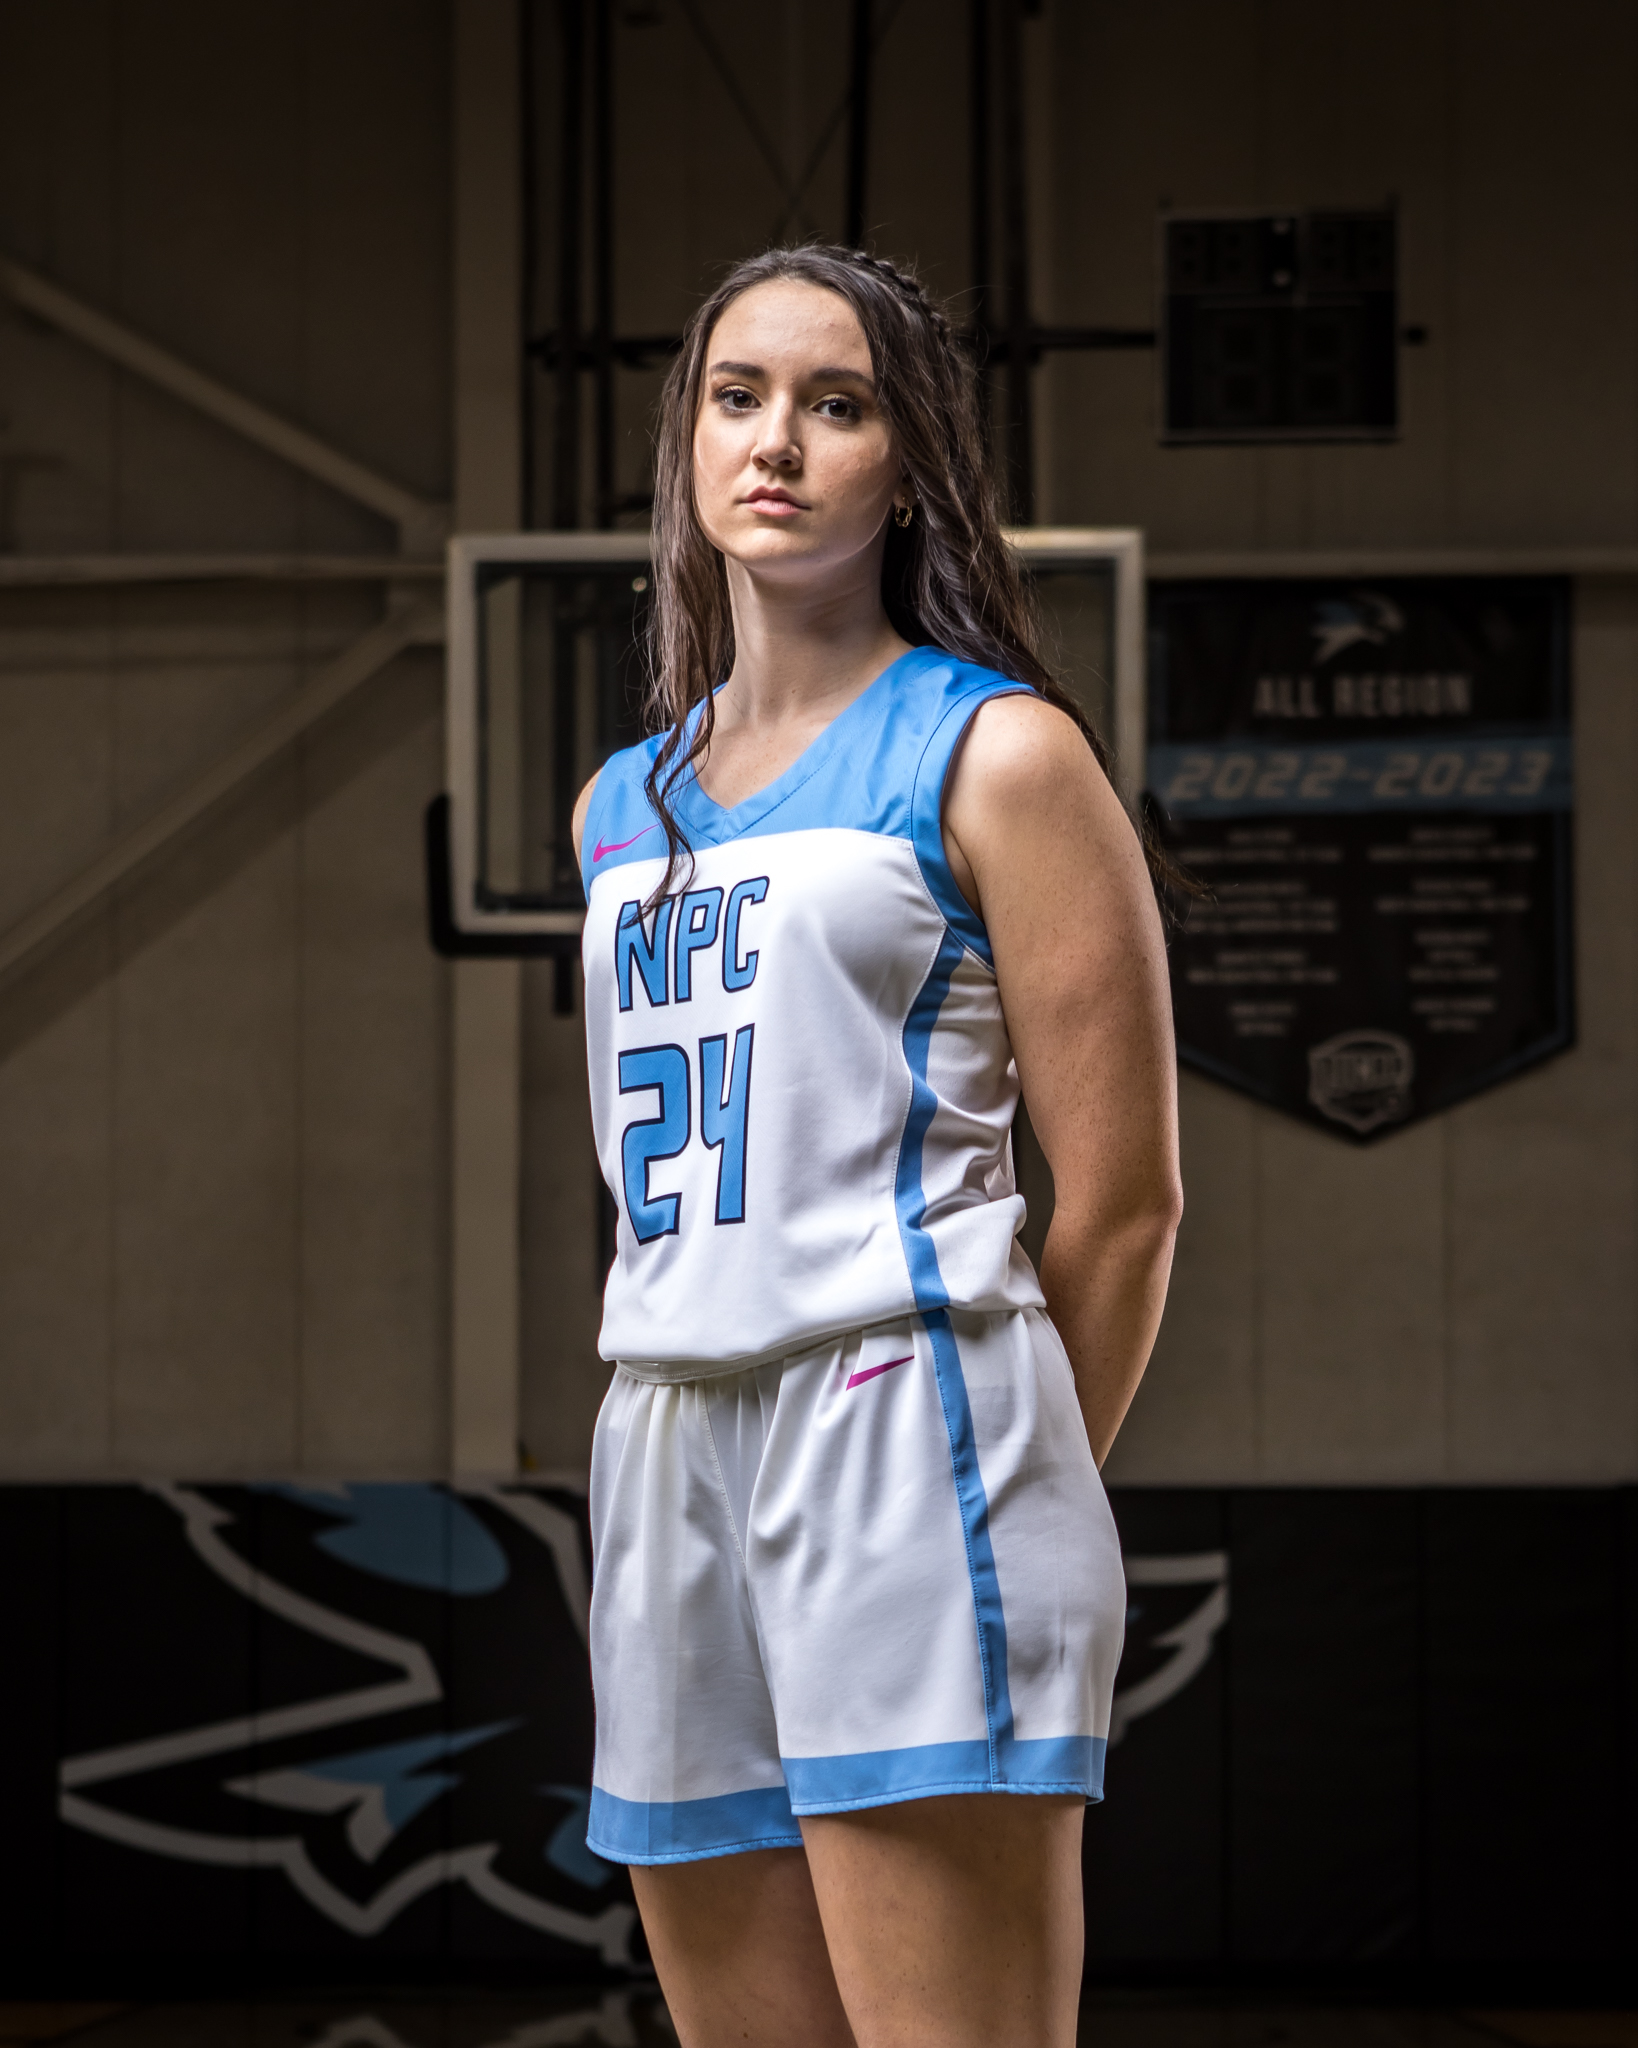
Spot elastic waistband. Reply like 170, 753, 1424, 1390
613, 1303, 1046, 1387
614, 1315, 904, 1388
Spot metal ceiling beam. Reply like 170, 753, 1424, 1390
0, 553, 444, 588
1146, 545, 1638, 580
0, 603, 444, 988
997, 0, 1033, 521
0, 254, 450, 557
844, 0, 873, 247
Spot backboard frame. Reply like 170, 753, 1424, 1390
440, 526, 1144, 943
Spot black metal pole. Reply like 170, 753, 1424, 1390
553, 0, 584, 530
520, 0, 539, 528
845, 0, 872, 247
997, 0, 1033, 521
592, 0, 615, 528
552, 0, 585, 942
969, 0, 992, 450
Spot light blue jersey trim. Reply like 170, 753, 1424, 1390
783, 1735, 1105, 1814
578, 760, 672, 902
909, 680, 1032, 968
587, 1783, 802, 1865
673, 646, 935, 849
579, 647, 1033, 951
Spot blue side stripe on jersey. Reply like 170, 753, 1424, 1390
892, 926, 963, 1305
782, 1734, 1105, 1813
895, 927, 1015, 1782
587, 1783, 802, 1865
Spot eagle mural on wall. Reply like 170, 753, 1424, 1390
50, 1481, 1227, 1966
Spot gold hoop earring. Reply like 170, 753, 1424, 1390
893, 502, 914, 529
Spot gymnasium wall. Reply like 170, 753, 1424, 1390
521, 0, 1638, 1483
0, 3, 453, 1479
1030, 1, 1638, 1484
6, 1479, 1632, 1991
0, 0, 1633, 2000
0, 1, 1635, 1488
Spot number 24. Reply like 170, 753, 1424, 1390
617, 1028, 755, 1244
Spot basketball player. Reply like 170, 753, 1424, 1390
570, 246, 1181, 2048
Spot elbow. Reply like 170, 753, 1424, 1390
1117, 1163, 1185, 1252
1157, 1170, 1185, 1242
1050, 1171, 1183, 1270
1125, 1177, 1183, 1269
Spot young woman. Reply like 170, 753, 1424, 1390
571, 245, 1181, 2048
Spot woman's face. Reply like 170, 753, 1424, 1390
692, 278, 902, 587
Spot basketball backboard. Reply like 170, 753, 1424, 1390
432, 528, 1144, 951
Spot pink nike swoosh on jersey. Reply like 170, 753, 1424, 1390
593, 824, 658, 861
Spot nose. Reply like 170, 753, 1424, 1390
751, 393, 801, 472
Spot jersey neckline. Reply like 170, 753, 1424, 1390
674, 643, 942, 846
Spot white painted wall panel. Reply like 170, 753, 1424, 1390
298, 656, 447, 1474
110, 765, 302, 1473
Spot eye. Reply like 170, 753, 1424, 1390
713, 384, 757, 412
816, 395, 862, 422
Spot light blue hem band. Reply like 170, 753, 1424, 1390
590, 1737, 1107, 1864
784, 1733, 1105, 1811
587, 1783, 801, 1864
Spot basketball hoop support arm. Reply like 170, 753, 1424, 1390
0, 253, 450, 558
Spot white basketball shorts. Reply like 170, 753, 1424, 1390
585, 1305, 1127, 1865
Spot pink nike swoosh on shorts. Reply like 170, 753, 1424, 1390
845, 1353, 914, 1390
593, 824, 658, 862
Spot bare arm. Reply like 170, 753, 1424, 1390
943, 696, 1182, 1465
570, 770, 601, 868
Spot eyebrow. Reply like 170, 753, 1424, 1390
707, 359, 876, 388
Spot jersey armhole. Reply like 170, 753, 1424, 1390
574, 767, 605, 900
578, 760, 625, 903
909, 680, 1035, 970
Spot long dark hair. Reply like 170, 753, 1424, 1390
641, 243, 1156, 900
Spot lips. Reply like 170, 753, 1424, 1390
744, 489, 806, 513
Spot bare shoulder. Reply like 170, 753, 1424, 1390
570, 769, 602, 866
947, 691, 1132, 846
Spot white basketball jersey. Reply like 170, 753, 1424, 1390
579, 645, 1045, 1376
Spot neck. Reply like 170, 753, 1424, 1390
718, 546, 910, 730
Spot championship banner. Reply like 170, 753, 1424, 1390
1147, 579, 1573, 1138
